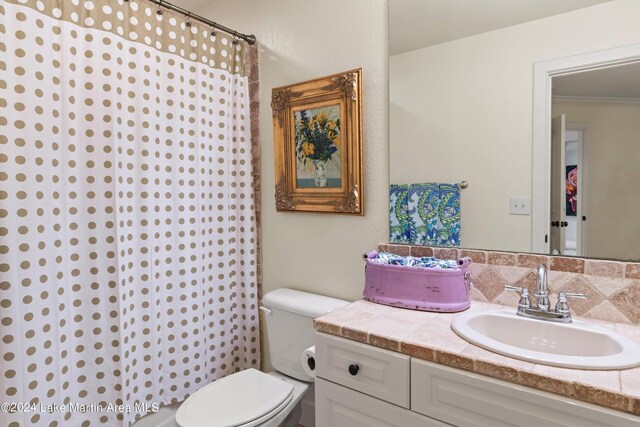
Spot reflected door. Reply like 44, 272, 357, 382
563, 127, 586, 257
550, 115, 566, 254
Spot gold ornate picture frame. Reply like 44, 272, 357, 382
271, 69, 364, 214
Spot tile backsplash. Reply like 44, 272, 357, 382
379, 244, 640, 324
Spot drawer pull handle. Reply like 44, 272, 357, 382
348, 364, 360, 376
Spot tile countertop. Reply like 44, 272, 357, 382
313, 299, 640, 417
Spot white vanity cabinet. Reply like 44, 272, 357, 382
411, 358, 639, 427
315, 332, 640, 427
315, 332, 448, 427
314, 329, 411, 408
316, 377, 449, 427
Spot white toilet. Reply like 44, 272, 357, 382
175, 288, 348, 427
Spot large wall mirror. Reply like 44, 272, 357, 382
389, 0, 640, 261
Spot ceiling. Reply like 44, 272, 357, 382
553, 62, 640, 99
390, 0, 614, 56
166, 1, 616, 57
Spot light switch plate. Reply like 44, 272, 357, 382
510, 197, 530, 215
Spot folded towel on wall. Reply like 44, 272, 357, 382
390, 182, 461, 247
389, 184, 412, 243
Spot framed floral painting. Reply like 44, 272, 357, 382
271, 69, 364, 214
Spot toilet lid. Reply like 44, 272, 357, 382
175, 369, 295, 427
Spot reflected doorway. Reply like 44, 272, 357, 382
550, 121, 588, 256
532, 43, 640, 260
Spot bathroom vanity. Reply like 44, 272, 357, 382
314, 300, 640, 427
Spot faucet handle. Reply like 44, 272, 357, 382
555, 291, 587, 315
504, 285, 531, 311
563, 292, 587, 299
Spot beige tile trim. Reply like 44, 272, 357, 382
246, 45, 264, 369
247, 45, 261, 300
378, 244, 640, 324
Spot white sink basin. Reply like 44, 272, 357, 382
451, 310, 640, 370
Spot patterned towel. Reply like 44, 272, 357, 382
390, 183, 461, 247
389, 184, 411, 243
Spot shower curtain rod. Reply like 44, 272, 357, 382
136, 0, 257, 45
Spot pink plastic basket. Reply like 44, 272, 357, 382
362, 252, 471, 312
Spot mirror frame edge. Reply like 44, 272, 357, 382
531, 43, 640, 255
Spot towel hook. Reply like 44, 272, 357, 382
460, 181, 469, 189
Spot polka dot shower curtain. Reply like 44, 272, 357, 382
0, 0, 259, 425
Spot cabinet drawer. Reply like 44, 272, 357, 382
315, 332, 410, 408
316, 377, 449, 427
411, 358, 640, 427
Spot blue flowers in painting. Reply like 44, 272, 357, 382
295, 109, 340, 164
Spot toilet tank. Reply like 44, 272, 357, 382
262, 288, 348, 382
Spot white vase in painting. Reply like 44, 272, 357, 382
314, 159, 328, 187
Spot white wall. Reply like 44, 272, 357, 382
198, 0, 389, 302
390, 0, 640, 253
553, 101, 640, 259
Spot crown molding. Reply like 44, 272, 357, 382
553, 95, 640, 105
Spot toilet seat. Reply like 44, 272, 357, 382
175, 368, 295, 427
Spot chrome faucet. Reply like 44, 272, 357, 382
505, 264, 587, 323
534, 263, 550, 311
